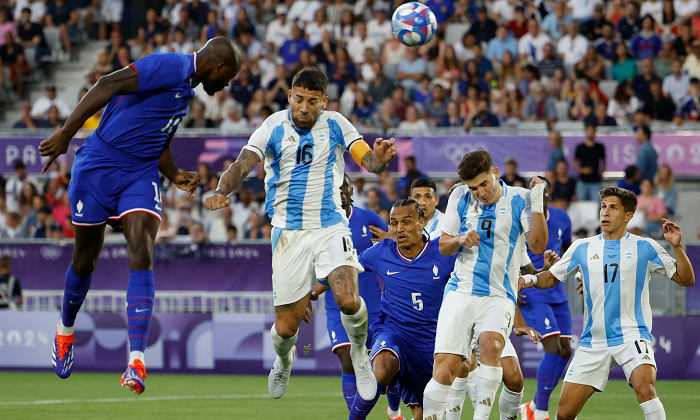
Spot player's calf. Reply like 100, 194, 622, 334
372, 350, 399, 385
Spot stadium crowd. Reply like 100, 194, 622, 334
0, 0, 697, 243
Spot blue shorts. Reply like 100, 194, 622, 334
69, 134, 162, 227
370, 329, 434, 408
326, 308, 378, 352
520, 301, 572, 340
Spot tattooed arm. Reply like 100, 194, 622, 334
204, 149, 260, 210
357, 137, 397, 174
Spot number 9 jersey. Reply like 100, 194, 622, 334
243, 110, 369, 230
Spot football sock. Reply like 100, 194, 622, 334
467, 365, 479, 407
126, 270, 155, 354
445, 376, 469, 420
386, 380, 402, 417
270, 324, 298, 369
422, 378, 451, 420
129, 351, 145, 365
640, 397, 665, 420
347, 383, 382, 420
473, 365, 503, 420
340, 298, 369, 362
61, 265, 92, 328
535, 353, 567, 412
341, 373, 357, 411
499, 385, 523, 420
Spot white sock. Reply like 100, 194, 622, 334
534, 402, 549, 420
640, 397, 666, 420
270, 324, 298, 369
499, 385, 523, 420
388, 407, 401, 418
467, 365, 479, 408
340, 297, 368, 361
129, 351, 144, 365
422, 378, 452, 420
445, 376, 469, 420
473, 365, 503, 420
57, 319, 74, 336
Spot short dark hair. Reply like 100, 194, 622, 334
291, 67, 328, 94
22, 7, 31, 14
639, 124, 652, 141
38, 206, 52, 216
411, 178, 437, 194
0, 256, 10, 270
599, 186, 638, 213
624, 165, 639, 179
458, 150, 493, 182
405, 156, 416, 163
391, 198, 425, 220
13, 160, 25, 169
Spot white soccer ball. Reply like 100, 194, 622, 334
391, 2, 438, 47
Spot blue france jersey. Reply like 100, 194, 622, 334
325, 206, 387, 314
549, 233, 676, 348
95, 52, 197, 160
442, 181, 533, 303
359, 238, 457, 351
243, 110, 365, 230
522, 207, 572, 304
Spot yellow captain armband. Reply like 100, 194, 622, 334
349, 140, 371, 166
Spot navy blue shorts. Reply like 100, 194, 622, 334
370, 329, 434, 408
326, 308, 378, 352
69, 134, 162, 227
520, 301, 572, 339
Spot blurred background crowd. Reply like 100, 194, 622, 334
0, 0, 698, 245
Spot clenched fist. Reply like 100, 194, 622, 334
204, 193, 231, 210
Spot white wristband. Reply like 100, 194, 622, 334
522, 274, 538, 285
531, 183, 545, 214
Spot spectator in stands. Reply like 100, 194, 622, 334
229, 62, 259, 109
396, 47, 427, 95
14, 101, 38, 129
641, 79, 676, 120
161, 0, 181, 26
350, 89, 375, 126
184, 101, 216, 129
0, 256, 22, 310
607, 80, 640, 124
425, 0, 455, 23
219, 107, 250, 134
492, 0, 517, 24
469, 98, 501, 128
673, 20, 694, 58
347, 21, 375, 64
631, 58, 660, 103
470, 44, 493, 79
0, 9, 16, 46
507, 6, 529, 39
328, 48, 355, 96
519, 19, 551, 64
618, 165, 642, 194
100, 0, 123, 40
440, 101, 466, 128
231, 188, 259, 239
424, 85, 449, 125
32, 206, 53, 239
537, 43, 564, 80
581, 4, 610, 40
655, 164, 678, 215
635, 124, 658, 181
569, 80, 594, 121
16, 7, 49, 68
170, 7, 199, 43
674, 0, 699, 21
413, 75, 433, 106
398, 105, 429, 131
155, 211, 176, 243
48, 221, 65, 241
637, 178, 667, 236
573, 124, 606, 201
683, 40, 700, 79
265, 5, 291, 48
304, 8, 331, 47
199, 10, 220, 44
46, 0, 78, 58
546, 131, 565, 176
630, 15, 663, 59
558, 21, 589, 66
469, 6, 497, 44
500, 157, 526, 187
188, 222, 208, 245
391, 86, 408, 121
13, 0, 47, 25
487, 26, 518, 64
36, 105, 65, 129
371, 97, 401, 131
231, 7, 255, 40
1, 212, 25, 239
498, 51, 522, 87
577, 46, 606, 81
594, 22, 618, 60
663, 59, 691, 104
522, 81, 557, 123
312, 30, 336, 69
367, 5, 392, 46
244, 161, 266, 204
641, 0, 664, 23
203, 90, 238, 125
279, 24, 310, 67
186, 0, 209, 28
611, 43, 638, 83
550, 160, 578, 209
0, 32, 28, 96
334, 9, 354, 43
615, 1, 642, 41
586, 102, 618, 127
366, 62, 395, 104
652, 42, 675, 79
677, 77, 700, 121
5, 160, 39, 213
541, 1, 570, 39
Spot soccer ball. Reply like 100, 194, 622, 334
391, 2, 438, 47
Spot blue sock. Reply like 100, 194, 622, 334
342, 373, 357, 411
534, 353, 565, 411
386, 379, 401, 412
348, 383, 382, 420
126, 271, 155, 353
61, 265, 92, 328
554, 353, 570, 380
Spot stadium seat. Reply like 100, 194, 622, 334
326, 83, 340, 101
517, 121, 548, 132
444, 23, 470, 45
554, 121, 584, 132
555, 100, 570, 122
598, 80, 618, 99
568, 201, 601, 233
42, 27, 62, 63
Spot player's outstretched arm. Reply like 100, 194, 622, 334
439, 231, 480, 256
359, 138, 396, 174
662, 218, 696, 287
39, 67, 139, 172
204, 149, 260, 210
513, 306, 542, 344
519, 271, 560, 290
524, 177, 548, 254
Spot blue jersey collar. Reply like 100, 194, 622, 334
396, 240, 430, 262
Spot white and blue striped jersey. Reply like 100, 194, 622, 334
243, 110, 363, 230
424, 209, 444, 238
549, 233, 676, 348
442, 180, 533, 303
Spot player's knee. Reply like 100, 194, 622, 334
275, 323, 299, 340
556, 411, 577, 420
126, 244, 154, 270
634, 383, 657, 402
72, 259, 97, 278
335, 293, 360, 315
559, 342, 573, 360
480, 337, 504, 357
433, 359, 458, 384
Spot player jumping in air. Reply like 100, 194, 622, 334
41, 38, 241, 394
520, 187, 695, 420
422, 150, 548, 420
325, 174, 403, 419
204, 67, 396, 401
519, 179, 574, 420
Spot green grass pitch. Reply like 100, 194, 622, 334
0, 372, 698, 420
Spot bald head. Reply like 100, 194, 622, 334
196, 37, 242, 95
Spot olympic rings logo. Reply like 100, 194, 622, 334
443, 142, 490, 165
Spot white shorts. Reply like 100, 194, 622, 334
101, 1, 123, 23
470, 336, 518, 362
271, 223, 363, 306
564, 339, 656, 391
434, 292, 515, 357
